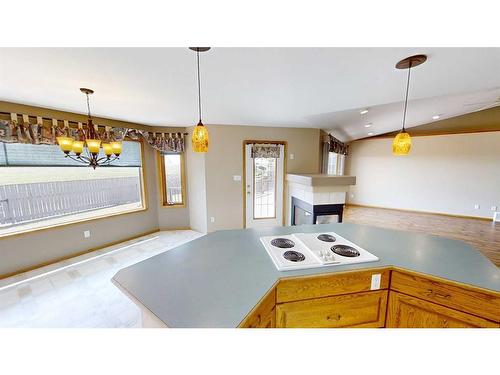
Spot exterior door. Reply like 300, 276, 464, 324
245, 143, 285, 228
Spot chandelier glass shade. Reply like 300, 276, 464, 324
56, 88, 122, 169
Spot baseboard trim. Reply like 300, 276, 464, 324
345, 204, 493, 222
0, 228, 160, 281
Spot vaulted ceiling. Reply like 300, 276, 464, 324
1, 47, 499, 141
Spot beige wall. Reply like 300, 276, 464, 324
0, 101, 188, 276
204, 124, 321, 232
346, 131, 500, 219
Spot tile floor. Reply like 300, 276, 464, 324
0, 230, 203, 328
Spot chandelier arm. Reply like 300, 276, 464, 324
65, 154, 88, 164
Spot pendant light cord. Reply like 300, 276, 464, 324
401, 61, 412, 132
197, 49, 202, 123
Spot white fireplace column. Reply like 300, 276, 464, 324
285, 174, 356, 226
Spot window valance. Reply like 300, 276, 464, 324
0, 113, 186, 153
251, 144, 281, 158
328, 134, 348, 155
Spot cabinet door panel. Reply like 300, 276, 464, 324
239, 287, 276, 328
276, 290, 387, 328
386, 291, 498, 328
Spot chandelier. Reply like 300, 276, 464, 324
393, 54, 427, 156
189, 47, 210, 153
56, 88, 122, 169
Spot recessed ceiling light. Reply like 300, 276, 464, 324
360, 109, 369, 115
432, 115, 440, 120
368, 132, 374, 136
364, 123, 372, 128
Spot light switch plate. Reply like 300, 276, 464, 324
370, 274, 381, 290
83, 230, 91, 238
233, 175, 241, 181
290, 153, 294, 160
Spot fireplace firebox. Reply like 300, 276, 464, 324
291, 196, 344, 225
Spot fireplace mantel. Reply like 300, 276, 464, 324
286, 174, 356, 187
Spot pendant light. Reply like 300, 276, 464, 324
189, 47, 210, 153
393, 54, 427, 156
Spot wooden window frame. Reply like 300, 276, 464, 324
157, 151, 186, 208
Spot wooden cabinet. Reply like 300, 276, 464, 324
239, 267, 500, 328
386, 291, 499, 328
391, 270, 500, 322
276, 290, 387, 328
239, 286, 276, 328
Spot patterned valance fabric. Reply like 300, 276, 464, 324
0, 114, 185, 153
328, 134, 348, 155
127, 129, 185, 153
251, 144, 281, 158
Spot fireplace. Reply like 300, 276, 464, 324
286, 173, 355, 226
291, 196, 344, 225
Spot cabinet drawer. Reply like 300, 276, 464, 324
387, 291, 499, 328
276, 290, 388, 328
277, 268, 390, 303
391, 270, 500, 323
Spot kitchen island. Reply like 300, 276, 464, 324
112, 223, 500, 328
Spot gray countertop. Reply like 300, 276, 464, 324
112, 223, 500, 327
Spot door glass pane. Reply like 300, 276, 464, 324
164, 154, 183, 204
253, 157, 276, 219
327, 152, 338, 175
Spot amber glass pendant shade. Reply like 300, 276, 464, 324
392, 131, 412, 155
71, 141, 84, 155
102, 143, 113, 156
110, 141, 122, 156
86, 139, 101, 154
56, 136, 74, 153
192, 122, 209, 153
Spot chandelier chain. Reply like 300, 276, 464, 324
86, 92, 92, 119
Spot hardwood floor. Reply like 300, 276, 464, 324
343, 205, 500, 267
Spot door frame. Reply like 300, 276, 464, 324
242, 140, 287, 228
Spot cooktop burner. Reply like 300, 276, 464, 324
331, 244, 360, 257
271, 238, 295, 248
283, 250, 305, 262
317, 234, 336, 242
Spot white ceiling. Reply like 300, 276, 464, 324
1, 48, 499, 141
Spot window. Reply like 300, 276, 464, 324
253, 157, 277, 219
327, 152, 345, 175
0, 141, 145, 237
159, 153, 186, 206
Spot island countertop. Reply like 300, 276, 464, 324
112, 223, 500, 328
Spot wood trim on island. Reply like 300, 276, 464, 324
238, 266, 500, 328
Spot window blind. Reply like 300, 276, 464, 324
0, 141, 142, 167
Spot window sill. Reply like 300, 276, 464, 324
0, 203, 147, 239
161, 203, 186, 209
